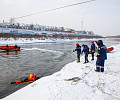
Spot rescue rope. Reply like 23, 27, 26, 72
62, 66, 94, 85
64, 77, 83, 85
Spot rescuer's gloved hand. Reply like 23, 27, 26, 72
72, 50, 75, 52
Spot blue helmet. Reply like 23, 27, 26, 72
82, 44, 85, 46
97, 40, 103, 46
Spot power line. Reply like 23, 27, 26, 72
14, 0, 95, 19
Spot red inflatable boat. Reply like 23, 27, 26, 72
106, 47, 114, 53
0, 45, 21, 51
96, 47, 114, 53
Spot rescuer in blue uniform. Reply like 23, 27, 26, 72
82, 44, 89, 63
95, 40, 107, 72
90, 41, 96, 60
72, 43, 81, 62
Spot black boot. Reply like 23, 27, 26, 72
101, 66, 104, 72
77, 58, 80, 63
95, 66, 100, 72
84, 61, 87, 64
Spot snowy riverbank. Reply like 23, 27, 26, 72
0, 38, 100, 45
2, 43, 120, 100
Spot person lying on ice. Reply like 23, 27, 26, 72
11, 74, 41, 84
90, 41, 96, 60
82, 44, 89, 63
95, 40, 107, 72
23, 74, 39, 81
72, 43, 81, 62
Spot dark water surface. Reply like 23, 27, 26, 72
0, 38, 119, 99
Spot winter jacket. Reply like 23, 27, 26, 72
91, 43, 95, 53
82, 45, 89, 54
74, 45, 81, 54
97, 45, 107, 60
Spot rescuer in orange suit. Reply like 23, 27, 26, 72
28, 74, 36, 81
23, 74, 37, 81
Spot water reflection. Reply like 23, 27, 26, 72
0, 51, 19, 57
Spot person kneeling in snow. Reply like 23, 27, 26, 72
72, 43, 81, 62
82, 44, 89, 63
95, 40, 107, 72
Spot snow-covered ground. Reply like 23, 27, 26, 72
2, 43, 120, 100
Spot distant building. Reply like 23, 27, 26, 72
86, 31, 94, 35
76, 30, 94, 35
0, 22, 94, 35
64, 28, 75, 33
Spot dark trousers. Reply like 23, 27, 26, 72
77, 54, 80, 62
91, 52, 94, 60
85, 53, 88, 62
96, 59, 105, 72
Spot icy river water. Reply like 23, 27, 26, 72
0, 38, 119, 99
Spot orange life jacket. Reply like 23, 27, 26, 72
28, 74, 36, 81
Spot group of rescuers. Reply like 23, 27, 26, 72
72, 40, 107, 72
25, 40, 107, 82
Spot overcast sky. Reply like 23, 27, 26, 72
0, 0, 120, 36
